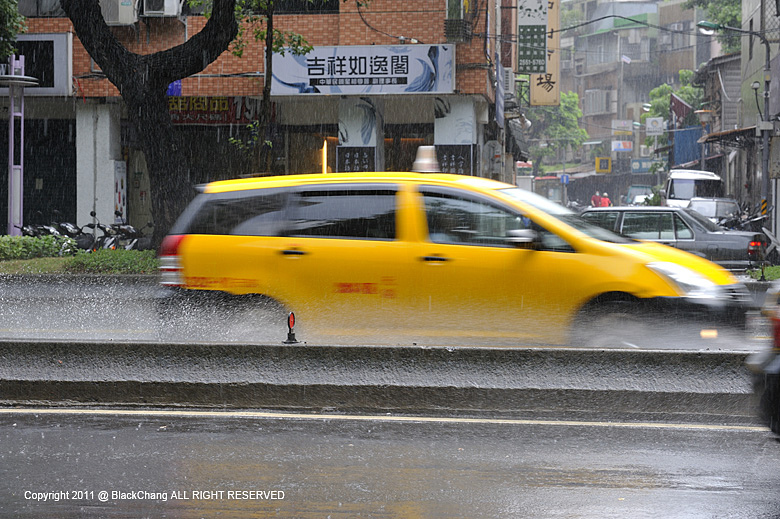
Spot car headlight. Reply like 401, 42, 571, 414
646, 261, 722, 300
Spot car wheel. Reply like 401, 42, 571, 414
572, 298, 648, 348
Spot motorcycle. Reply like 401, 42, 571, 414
83, 211, 117, 251
110, 210, 154, 250
51, 209, 97, 251
718, 203, 772, 233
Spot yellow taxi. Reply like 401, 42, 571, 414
158, 172, 752, 347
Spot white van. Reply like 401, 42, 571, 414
662, 169, 724, 208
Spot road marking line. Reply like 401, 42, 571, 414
0, 408, 768, 432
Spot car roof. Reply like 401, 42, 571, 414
688, 197, 738, 202
668, 169, 721, 180
200, 172, 516, 194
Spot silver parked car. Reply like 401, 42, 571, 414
686, 197, 741, 225
580, 206, 765, 270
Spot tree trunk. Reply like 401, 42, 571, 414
60, 0, 238, 246
258, 4, 275, 174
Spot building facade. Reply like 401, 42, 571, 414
1, 0, 521, 233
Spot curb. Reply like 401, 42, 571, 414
0, 340, 761, 422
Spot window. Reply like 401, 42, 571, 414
580, 211, 619, 232
675, 214, 694, 239
185, 190, 287, 236
18, 0, 64, 17
286, 187, 397, 240
621, 212, 674, 240
421, 189, 525, 246
421, 187, 575, 252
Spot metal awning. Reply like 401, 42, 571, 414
697, 126, 756, 148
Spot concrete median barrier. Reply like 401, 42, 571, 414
0, 340, 760, 422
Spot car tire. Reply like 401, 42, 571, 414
572, 298, 647, 348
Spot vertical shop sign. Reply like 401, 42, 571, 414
517, 0, 547, 74
530, 0, 560, 106
437, 145, 474, 175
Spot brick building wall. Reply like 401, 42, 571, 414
27, 0, 491, 102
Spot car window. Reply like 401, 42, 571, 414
421, 189, 526, 247
621, 212, 674, 240
669, 179, 694, 200
580, 211, 618, 232
498, 188, 634, 244
183, 189, 287, 236
674, 214, 694, 239
286, 186, 397, 240
421, 188, 575, 252
659, 213, 675, 240
682, 207, 722, 232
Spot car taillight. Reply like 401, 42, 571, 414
158, 234, 186, 286
748, 239, 764, 259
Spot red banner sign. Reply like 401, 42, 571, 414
168, 96, 262, 125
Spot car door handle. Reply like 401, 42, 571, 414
421, 255, 450, 262
281, 249, 307, 256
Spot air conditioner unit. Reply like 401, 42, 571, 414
99, 0, 137, 25
670, 22, 684, 32
503, 67, 516, 100
659, 33, 672, 47
143, 0, 180, 16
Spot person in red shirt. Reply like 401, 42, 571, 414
590, 191, 601, 207
600, 192, 612, 206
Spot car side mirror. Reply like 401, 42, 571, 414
507, 228, 539, 248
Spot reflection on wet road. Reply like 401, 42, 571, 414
1, 408, 779, 518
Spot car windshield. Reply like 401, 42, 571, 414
688, 200, 739, 218
670, 178, 724, 199
499, 188, 633, 243
682, 207, 724, 231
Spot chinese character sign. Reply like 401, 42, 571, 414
437, 145, 474, 175
272, 45, 455, 95
168, 96, 262, 125
337, 147, 376, 172
530, 0, 560, 106
517, 0, 547, 75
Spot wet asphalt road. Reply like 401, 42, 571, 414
1, 408, 780, 518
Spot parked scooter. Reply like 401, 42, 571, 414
718, 203, 772, 233
110, 210, 154, 250
51, 209, 96, 251
83, 211, 116, 251
16, 211, 62, 238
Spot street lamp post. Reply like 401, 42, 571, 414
0, 56, 38, 236
698, 20, 772, 227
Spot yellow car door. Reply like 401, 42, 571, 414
271, 183, 412, 339
412, 185, 531, 341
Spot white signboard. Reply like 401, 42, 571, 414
646, 117, 664, 136
517, 0, 548, 74
272, 45, 455, 95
